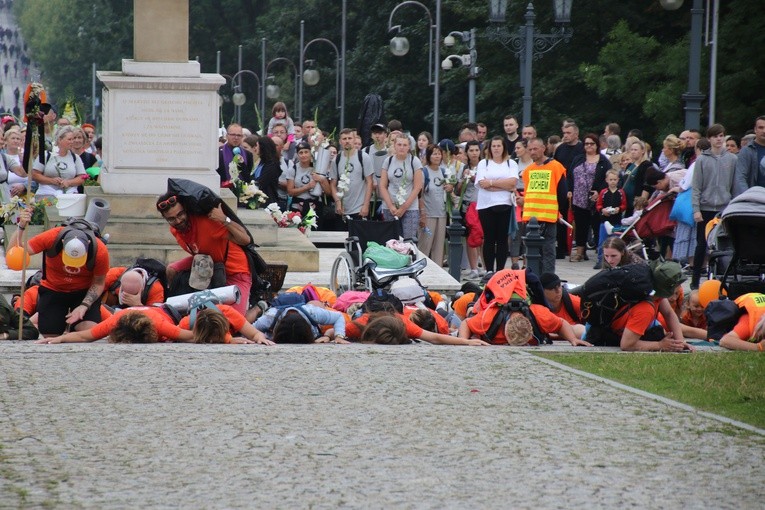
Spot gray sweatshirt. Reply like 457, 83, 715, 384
691, 149, 737, 213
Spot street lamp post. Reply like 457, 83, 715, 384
299, 20, 343, 127
264, 57, 300, 123
660, 0, 705, 130
442, 28, 478, 123
486, 1, 574, 127
230, 70, 262, 126
387, 0, 442, 140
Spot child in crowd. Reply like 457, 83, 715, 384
595, 170, 627, 268
678, 289, 707, 340
267, 101, 295, 150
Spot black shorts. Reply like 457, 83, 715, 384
37, 286, 102, 335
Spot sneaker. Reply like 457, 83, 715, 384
593, 261, 601, 270
478, 268, 487, 277
466, 269, 480, 279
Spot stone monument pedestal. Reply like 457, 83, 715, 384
97, 70, 224, 194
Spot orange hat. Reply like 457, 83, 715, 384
452, 292, 476, 320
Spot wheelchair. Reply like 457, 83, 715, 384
329, 218, 427, 295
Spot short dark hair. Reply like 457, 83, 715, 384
605, 122, 621, 135
110, 311, 158, 344
272, 309, 314, 344
387, 119, 403, 131
706, 123, 725, 138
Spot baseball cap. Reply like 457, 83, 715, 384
62, 233, 89, 268
539, 272, 562, 290
650, 259, 686, 298
371, 123, 387, 132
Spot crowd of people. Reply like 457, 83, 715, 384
1, 87, 764, 351
217, 106, 765, 285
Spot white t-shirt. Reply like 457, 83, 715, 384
381, 154, 423, 212
33, 150, 86, 197
475, 158, 519, 210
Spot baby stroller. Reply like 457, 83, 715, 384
709, 187, 765, 299
329, 218, 427, 295
618, 192, 677, 260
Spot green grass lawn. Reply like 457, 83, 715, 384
535, 352, 765, 429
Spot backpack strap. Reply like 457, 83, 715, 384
43, 224, 99, 270
187, 290, 223, 329
561, 288, 579, 323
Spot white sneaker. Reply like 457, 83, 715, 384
466, 270, 480, 279
603, 221, 614, 236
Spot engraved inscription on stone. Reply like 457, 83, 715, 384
111, 91, 211, 169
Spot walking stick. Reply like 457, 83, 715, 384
16, 82, 50, 340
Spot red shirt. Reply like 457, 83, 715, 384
171, 215, 249, 275
29, 227, 110, 292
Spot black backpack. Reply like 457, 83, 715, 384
577, 264, 654, 346
108, 258, 167, 305
336, 150, 365, 173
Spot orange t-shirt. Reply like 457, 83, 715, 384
171, 215, 249, 275
403, 306, 449, 334
732, 314, 755, 341
15, 286, 38, 316
178, 304, 247, 334
680, 309, 706, 329
345, 313, 424, 340
29, 227, 110, 292
89, 307, 182, 342
610, 300, 659, 336
552, 294, 582, 325
467, 303, 563, 345
104, 266, 165, 306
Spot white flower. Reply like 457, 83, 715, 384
291, 215, 302, 225
336, 173, 351, 199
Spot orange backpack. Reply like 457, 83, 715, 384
470, 270, 549, 344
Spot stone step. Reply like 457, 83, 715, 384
80, 185, 238, 219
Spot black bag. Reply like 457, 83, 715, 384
705, 298, 742, 342
363, 289, 403, 314
578, 264, 654, 346
0, 294, 39, 340
166, 262, 227, 298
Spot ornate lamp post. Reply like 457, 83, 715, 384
387, 0, 442, 140
486, 1, 574, 127
230, 70, 262, 126
299, 20, 342, 126
263, 57, 300, 123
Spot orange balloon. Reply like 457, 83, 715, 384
6, 246, 31, 271
698, 279, 727, 308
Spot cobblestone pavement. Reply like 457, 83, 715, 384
1, 343, 763, 509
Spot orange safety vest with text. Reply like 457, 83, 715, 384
734, 293, 765, 341
522, 158, 566, 223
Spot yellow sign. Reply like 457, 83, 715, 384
527, 170, 552, 193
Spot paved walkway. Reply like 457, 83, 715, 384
1, 343, 762, 508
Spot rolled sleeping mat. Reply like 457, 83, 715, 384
164, 285, 241, 313
84, 197, 111, 233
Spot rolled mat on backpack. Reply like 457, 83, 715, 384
165, 285, 240, 313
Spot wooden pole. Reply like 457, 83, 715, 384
17, 129, 38, 340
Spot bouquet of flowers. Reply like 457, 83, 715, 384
443, 164, 459, 218
395, 172, 409, 208
227, 146, 245, 183
264, 203, 318, 234
336, 163, 351, 199
0, 196, 55, 226
231, 175, 268, 209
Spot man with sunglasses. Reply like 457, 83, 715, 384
156, 194, 252, 314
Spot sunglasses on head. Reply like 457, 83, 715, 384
157, 195, 178, 211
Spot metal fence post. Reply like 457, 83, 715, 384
447, 207, 466, 282
523, 216, 543, 276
